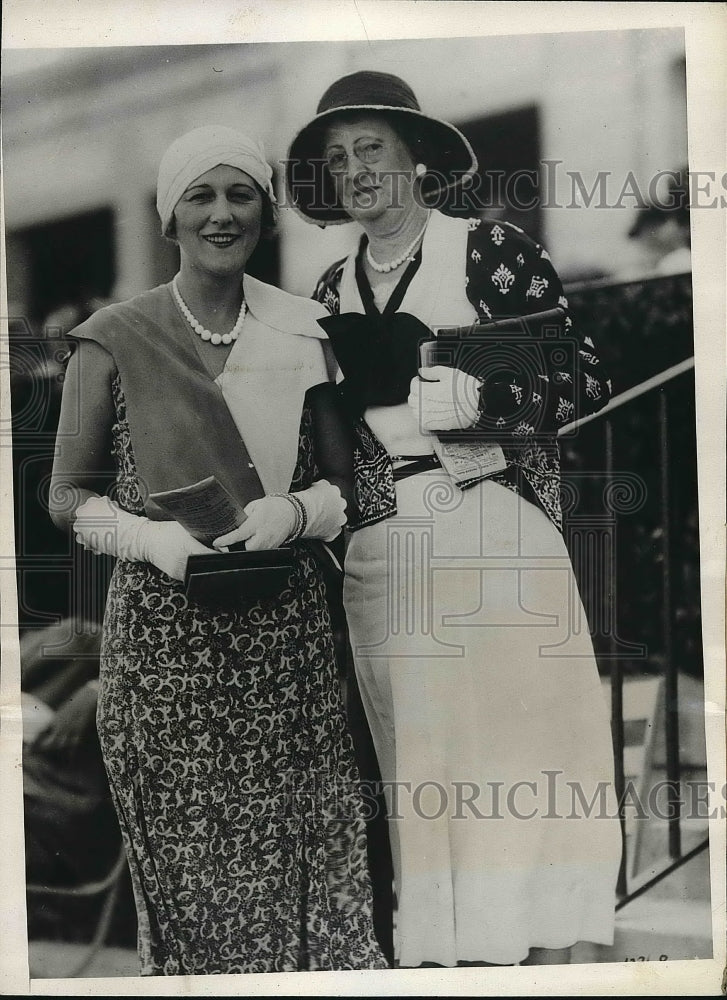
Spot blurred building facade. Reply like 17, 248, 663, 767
3, 29, 687, 323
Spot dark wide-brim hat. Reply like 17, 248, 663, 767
286, 70, 478, 225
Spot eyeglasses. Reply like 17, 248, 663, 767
324, 138, 385, 175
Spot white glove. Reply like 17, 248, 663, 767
73, 495, 213, 582
214, 495, 297, 552
213, 480, 347, 551
408, 366, 482, 432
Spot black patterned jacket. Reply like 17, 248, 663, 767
313, 217, 612, 532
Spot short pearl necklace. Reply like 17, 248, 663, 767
172, 275, 246, 346
366, 212, 431, 274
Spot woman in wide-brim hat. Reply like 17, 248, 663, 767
287, 70, 476, 226
288, 71, 622, 969
50, 124, 387, 976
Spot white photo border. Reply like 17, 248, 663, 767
1, 2, 724, 996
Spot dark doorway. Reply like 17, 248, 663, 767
12, 208, 116, 327
451, 105, 542, 244
8, 207, 116, 633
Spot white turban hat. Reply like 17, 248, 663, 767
156, 125, 276, 236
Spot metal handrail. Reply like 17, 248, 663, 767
557, 352, 705, 905
558, 356, 695, 435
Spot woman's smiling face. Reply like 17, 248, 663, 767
324, 115, 417, 222
172, 164, 263, 278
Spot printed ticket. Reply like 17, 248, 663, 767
433, 439, 508, 485
149, 476, 246, 545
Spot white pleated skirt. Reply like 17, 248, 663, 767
344, 471, 622, 967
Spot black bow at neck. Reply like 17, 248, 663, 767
317, 242, 432, 417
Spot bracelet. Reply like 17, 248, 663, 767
285, 493, 308, 542
271, 493, 307, 543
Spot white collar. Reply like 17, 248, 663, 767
242, 272, 328, 339
338, 211, 476, 328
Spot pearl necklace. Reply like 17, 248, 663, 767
172, 275, 246, 346
365, 213, 431, 274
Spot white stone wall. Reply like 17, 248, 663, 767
2, 30, 688, 306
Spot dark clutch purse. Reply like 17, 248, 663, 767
184, 546, 295, 609
419, 307, 568, 378
419, 306, 570, 441
149, 475, 295, 608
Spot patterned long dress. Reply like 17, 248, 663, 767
97, 373, 386, 975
